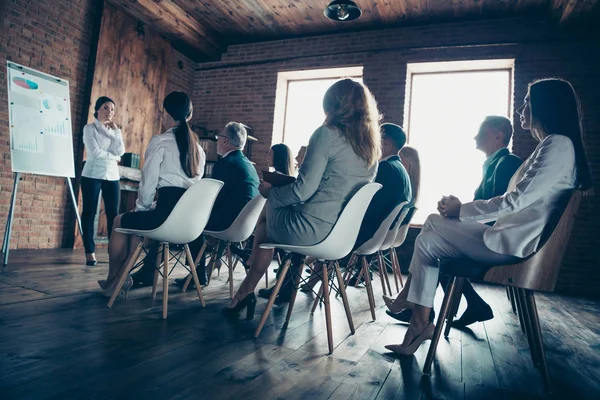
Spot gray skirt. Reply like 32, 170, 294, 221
266, 202, 334, 246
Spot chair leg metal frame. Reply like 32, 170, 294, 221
422, 277, 552, 393
108, 241, 206, 319
254, 255, 355, 354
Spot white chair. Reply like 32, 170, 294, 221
182, 194, 267, 298
377, 206, 411, 294
342, 201, 408, 321
254, 182, 382, 354
387, 206, 416, 285
107, 179, 224, 319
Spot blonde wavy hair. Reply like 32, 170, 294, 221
323, 79, 382, 167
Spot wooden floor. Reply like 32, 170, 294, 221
0, 249, 599, 400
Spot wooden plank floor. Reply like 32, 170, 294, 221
0, 249, 599, 399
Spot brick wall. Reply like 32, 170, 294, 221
166, 50, 195, 96
192, 16, 600, 297
0, 0, 100, 249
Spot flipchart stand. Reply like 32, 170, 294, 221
1, 173, 82, 270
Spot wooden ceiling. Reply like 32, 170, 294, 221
108, 0, 600, 61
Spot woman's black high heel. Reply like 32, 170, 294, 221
222, 293, 257, 320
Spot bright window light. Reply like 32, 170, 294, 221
282, 77, 362, 157
406, 67, 512, 225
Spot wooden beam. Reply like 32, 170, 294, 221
108, 0, 221, 60
552, 0, 599, 23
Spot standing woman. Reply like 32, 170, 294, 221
81, 96, 125, 266
99, 91, 205, 296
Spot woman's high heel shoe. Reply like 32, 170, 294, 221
385, 322, 435, 356
222, 293, 257, 320
102, 276, 133, 299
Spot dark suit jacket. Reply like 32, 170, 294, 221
474, 148, 523, 201
206, 150, 260, 231
355, 155, 412, 247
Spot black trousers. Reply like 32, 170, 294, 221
81, 177, 120, 254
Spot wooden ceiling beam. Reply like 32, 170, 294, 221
108, 0, 222, 60
552, 0, 599, 23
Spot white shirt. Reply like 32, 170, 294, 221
81, 119, 125, 181
460, 135, 576, 258
136, 128, 206, 211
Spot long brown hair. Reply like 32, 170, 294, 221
271, 143, 295, 175
163, 91, 200, 178
323, 79, 381, 167
529, 78, 592, 190
399, 146, 421, 205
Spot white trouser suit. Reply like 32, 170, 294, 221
407, 135, 577, 307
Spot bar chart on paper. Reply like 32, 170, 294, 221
6, 61, 75, 178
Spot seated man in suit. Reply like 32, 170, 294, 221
132, 122, 259, 287
338, 123, 412, 286
386, 115, 523, 326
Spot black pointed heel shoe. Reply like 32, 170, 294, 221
222, 293, 257, 320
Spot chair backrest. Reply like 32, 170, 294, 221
140, 179, 224, 244
284, 183, 382, 260
379, 204, 410, 251
204, 194, 267, 242
354, 201, 408, 255
392, 206, 417, 248
484, 190, 582, 291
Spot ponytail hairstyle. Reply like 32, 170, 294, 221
163, 91, 200, 178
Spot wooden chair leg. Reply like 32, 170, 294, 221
162, 243, 169, 319
311, 275, 324, 314
334, 261, 355, 334
508, 286, 517, 313
226, 243, 234, 299
254, 257, 293, 338
206, 240, 221, 285
362, 255, 376, 321
423, 276, 458, 375
108, 241, 144, 308
152, 244, 161, 299
514, 286, 526, 333
184, 244, 205, 307
285, 257, 301, 323
322, 261, 334, 354
517, 288, 538, 367
182, 241, 207, 293
389, 250, 400, 293
525, 290, 551, 393
444, 277, 464, 338
391, 249, 404, 288
378, 252, 392, 296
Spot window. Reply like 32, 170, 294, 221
405, 60, 514, 225
273, 67, 363, 158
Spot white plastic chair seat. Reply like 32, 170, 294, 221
353, 201, 408, 256
379, 206, 410, 251
204, 195, 267, 242
260, 183, 382, 261
115, 178, 224, 244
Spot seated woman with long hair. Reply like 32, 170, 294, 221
98, 91, 205, 297
223, 78, 382, 319
398, 146, 421, 225
385, 78, 592, 356
269, 143, 295, 176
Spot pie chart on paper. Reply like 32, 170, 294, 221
42, 98, 53, 110
12, 77, 39, 90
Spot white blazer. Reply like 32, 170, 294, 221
459, 134, 576, 258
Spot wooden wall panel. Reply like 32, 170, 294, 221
73, 2, 169, 249
87, 2, 169, 166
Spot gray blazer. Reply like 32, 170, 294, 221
269, 125, 377, 227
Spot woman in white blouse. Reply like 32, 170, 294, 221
81, 96, 125, 266
98, 91, 206, 297
384, 78, 593, 356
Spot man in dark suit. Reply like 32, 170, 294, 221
386, 116, 523, 326
344, 123, 411, 286
132, 122, 259, 287
355, 123, 412, 247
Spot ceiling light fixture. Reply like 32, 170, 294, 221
324, 0, 362, 22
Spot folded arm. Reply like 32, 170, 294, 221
83, 125, 121, 161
